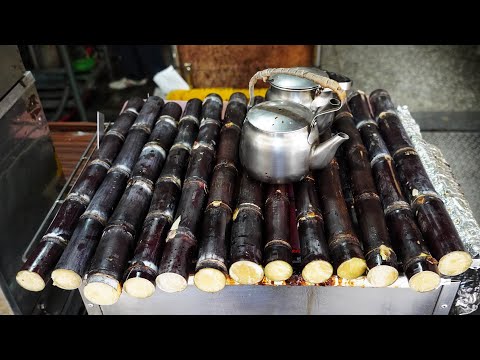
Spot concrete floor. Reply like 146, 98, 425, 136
320, 45, 480, 112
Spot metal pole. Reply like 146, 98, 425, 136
58, 45, 88, 121
313, 45, 322, 67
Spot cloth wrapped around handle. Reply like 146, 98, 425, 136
248, 67, 347, 108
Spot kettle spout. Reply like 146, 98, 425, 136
309, 132, 349, 170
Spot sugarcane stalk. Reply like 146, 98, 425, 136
349, 90, 441, 291
82, 102, 182, 305
194, 93, 247, 293
315, 128, 367, 280
51, 100, 177, 293
156, 94, 224, 293
293, 175, 333, 284
229, 172, 264, 285
123, 98, 202, 299
263, 184, 293, 281
16, 97, 144, 292
333, 107, 399, 287
369, 89, 472, 276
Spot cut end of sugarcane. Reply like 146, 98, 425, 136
409, 271, 441, 292
367, 265, 399, 287
264, 260, 293, 281
156, 272, 187, 293
51, 269, 82, 290
194, 268, 226, 293
302, 260, 334, 284
229, 260, 264, 285
16, 270, 46, 292
337, 258, 367, 280
84, 280, 121, 306
438, 251, 472, 276
124, 277, 156, 299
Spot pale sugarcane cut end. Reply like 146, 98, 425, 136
124, 277, 156, 299
156, 272, 187, 293
194, 268, 226, 293
438, 251, 472, 276
408, 271, 441, 292
51, 269, 82, 290
229, 260, 264, 285
264, 260, 293, 282
84, 278, 122, 306
302, 260, 334, 284
337, 258, 367, 280
16, 270, 46, 292
366, 265, 399, 287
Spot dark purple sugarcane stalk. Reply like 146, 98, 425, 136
315, 128, 367, 280
122, 99, 203, 298
368, 89, 471, 277
193, 93, 247, 293
293, 174, 333, 284
156, 94, 223, 293
333, 103, 398, 287
51, 101, 178, 291
82, 102, 181, 305
228, 171, 264, 284
16, 97, 145, 292
263, 184, 293, 282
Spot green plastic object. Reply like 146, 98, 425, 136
72, 57, 95, 72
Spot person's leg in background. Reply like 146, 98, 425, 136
109, 45, 148, 90
134, 45, 168, 79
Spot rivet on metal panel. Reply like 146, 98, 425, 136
441, 304, 448, 309
87, 303, 94, 308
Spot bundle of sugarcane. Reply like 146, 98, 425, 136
333, 103, 399, 287
369, 89, 472, 276
193, 93, 248, 292
51, 102, 179, 294
263, 184, 293, 281
82, 102, 182, 305
16, 97, 145, 292
293, 175, 333, 284
156, 94, 223, 293
123, 99, 202, 299
315, 129, 367, 280
228, 96, 265, 286
348, 91, 441, 291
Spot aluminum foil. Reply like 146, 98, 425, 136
396, 105, 480, 314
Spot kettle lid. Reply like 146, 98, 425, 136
269, 67, 329, 91
247, 100, 312, 133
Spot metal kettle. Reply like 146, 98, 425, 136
239, 68, 349, 184
265, 66, 352, 111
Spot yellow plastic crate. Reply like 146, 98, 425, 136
166, 88, 268, 101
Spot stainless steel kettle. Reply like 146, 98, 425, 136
265, 67, 352, 111
239, 68, 349, 184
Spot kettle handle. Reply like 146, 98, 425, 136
248, 68, 347, 108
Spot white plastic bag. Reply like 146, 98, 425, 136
153, 65, 190, 98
